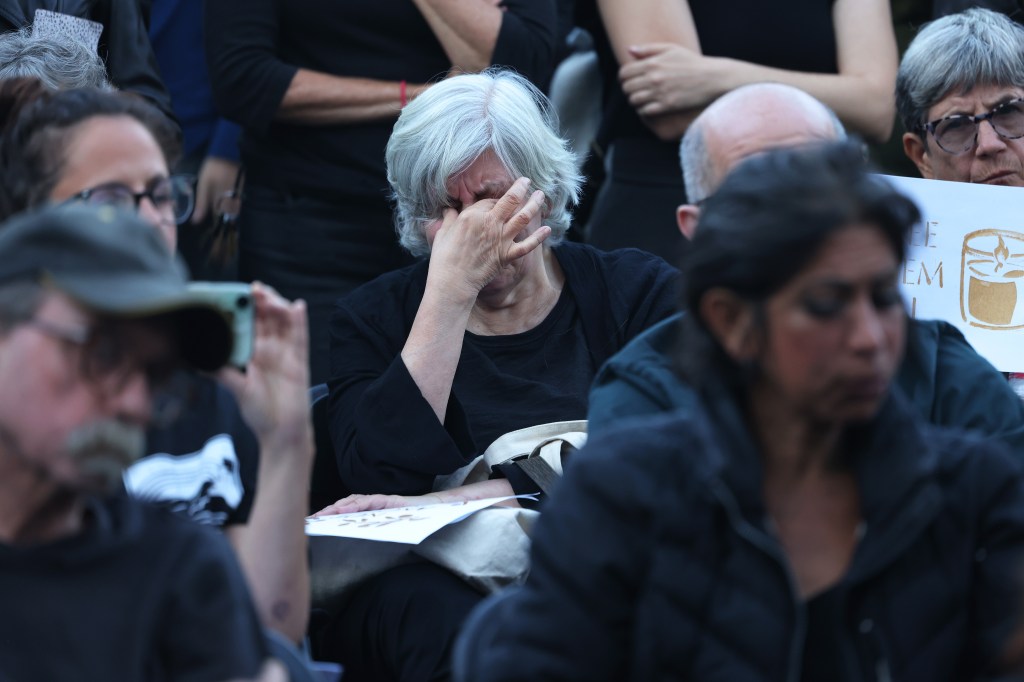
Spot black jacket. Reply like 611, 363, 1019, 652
456, 387, 1024, 681
0, 0, 174, 122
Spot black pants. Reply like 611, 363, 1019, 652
317, 562, 484, 682
584, 137, 689, 268
238, 186, 413, 384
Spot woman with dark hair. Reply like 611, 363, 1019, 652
454, 142, 1024, 681
0, 79, 315, 647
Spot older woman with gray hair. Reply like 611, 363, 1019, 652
322, 68, 678, 510
898, 7, 1024, 186
313, 67, 677, 682
0, 28, 110, 90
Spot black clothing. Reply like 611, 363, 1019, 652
204, 0, 559, 383
0, 0, 175, 122
130, 374, 259, 527
583, 0, 838, 261
205, 0, 558, 196
236, 185, 414, 384
327, 242, 679, 496
0, 494, 267, 680
319, 561, 483, 682
455, 388, 1024, 681
801, 584, 849, 682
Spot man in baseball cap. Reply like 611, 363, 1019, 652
0, 203, 284, 681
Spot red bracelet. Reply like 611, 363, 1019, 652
400, 80, 408, 108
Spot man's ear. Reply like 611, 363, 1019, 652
676, 204, 700, 240
698, 288, 759, 361
902, 132, 935, 179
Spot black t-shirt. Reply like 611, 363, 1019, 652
460, 289, 593, 451
128, 373, 259, 528
0, 495, 267, 680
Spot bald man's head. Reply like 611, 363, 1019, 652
676, 83, 845, 239
681, 83, 845, 203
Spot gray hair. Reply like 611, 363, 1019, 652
680, 83, 847, 203
896, 8, 1024, 136
0, 27, 110, 91
386, 68, 582, 257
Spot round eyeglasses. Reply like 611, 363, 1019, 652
67, 174, 196, 225
921, 98, 1024, 155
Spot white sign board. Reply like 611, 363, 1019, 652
304, 495, 533, 545
885, 175, 1024, 372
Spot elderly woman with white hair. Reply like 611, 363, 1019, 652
322, 68, 678, 509
313, 69, 677, 681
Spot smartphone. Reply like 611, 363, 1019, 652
186, 282, 254, 368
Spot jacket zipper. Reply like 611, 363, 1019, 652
708, 479, 805, 682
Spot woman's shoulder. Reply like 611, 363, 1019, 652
333, 259, 429, 320
555, 241, 679, 280
573, 408, 724, 493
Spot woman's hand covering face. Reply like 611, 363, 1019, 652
426, 177, 551, 299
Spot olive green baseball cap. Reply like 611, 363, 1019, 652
0, 204, 233, 371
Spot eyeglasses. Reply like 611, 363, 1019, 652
26, 316, 187, 426
67, 174, 196, 225
920, 97, 1024, 155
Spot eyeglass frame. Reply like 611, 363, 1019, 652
918, 97, 1024, 155
24, 315, 187, 426
65, 174, 196, 225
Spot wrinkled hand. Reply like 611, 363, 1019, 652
619, 43, 722, 116
428, 177, 551, 298
192, 157, 243, 224
218, 283, 311, 452
311, 493, 445, 516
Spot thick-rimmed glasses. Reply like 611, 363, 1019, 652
26, 316, 187, 426
67, 174, 196, 225
920, 98, 1024, 155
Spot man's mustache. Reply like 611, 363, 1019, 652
65, 421, 145, 494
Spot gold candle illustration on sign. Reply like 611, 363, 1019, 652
960, 229, 1024, 329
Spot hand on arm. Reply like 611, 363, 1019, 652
218, 283, 314, 643
400, 178, 550, 423
615, 0, 897, 142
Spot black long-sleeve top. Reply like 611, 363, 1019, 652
205, 0, 558, 195
326, 242, 679, 496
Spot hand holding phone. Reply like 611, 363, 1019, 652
212, 282, 311, 448
186, 282, 254, 368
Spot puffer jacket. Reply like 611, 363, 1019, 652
587, 313, 1024, 453
0, 0, 174, 122
455, 385, 1024, 681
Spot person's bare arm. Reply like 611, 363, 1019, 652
410, 0, 505, 73
219, 284, 314, 643
401, 179, 550, 423
276, 70, 431, 126
596, 0, 702, 141
618, 0, 898, 142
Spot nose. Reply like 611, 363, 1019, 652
976, 118, 1008, 155
848, 297, 887, 355
106, 370, 154, 426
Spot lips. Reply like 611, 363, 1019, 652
843, 375, 890, 402
977, 170, 1017, 184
